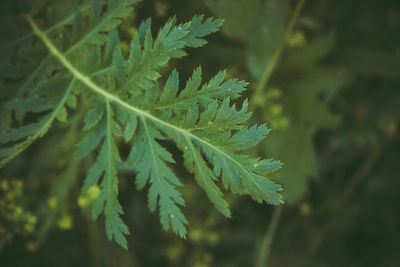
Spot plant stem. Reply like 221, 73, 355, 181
88, 219, 102, 267
253, 0, 306, 102
256, 205, 283, 267
253, 1, 305, 265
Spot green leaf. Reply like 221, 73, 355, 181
1, 1, 283, 249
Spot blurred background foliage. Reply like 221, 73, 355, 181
1, 0, 399, 266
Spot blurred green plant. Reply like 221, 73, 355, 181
0, 178, 36, 250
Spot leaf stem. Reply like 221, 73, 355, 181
255, 205, 283, 267
252, 0, 306, 103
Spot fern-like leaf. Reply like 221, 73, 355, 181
77, 98, 129, 248
1, 0, 283, 249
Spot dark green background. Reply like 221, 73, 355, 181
1, 0, 399, 266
